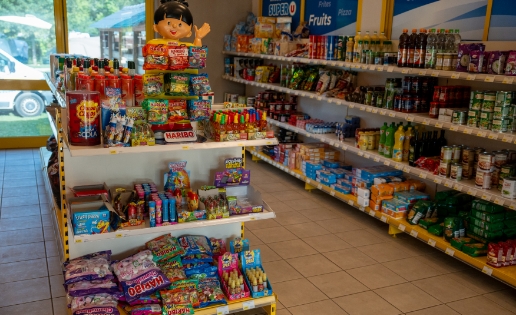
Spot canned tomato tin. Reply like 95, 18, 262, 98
462, 148, 475, 164
432, 86, 441, 102
439, 160, 451, 177
441, 146, 453, 162
462, 162, 474, 179
496, 91, 513, 106
284, 103, 292, 111
478, 152, 495, 170
470, 91, 484, 109
467, 110, 480, 127
493, 105, 514, 119
475, 168, 492, 189
492, 167, 501, 186
452, 145, 462, 163
502, 177, 516, 199
494, 151, 509, 167
452, 110, 468, 125
508, 150, 516, 162
274, 103, 283, 111
482, 92, 496, 112
66, 91, 101, 146
439, 86, 450, 103
474, 147, 485, 162
451, 163, 463, 181
492, 118, 512, 133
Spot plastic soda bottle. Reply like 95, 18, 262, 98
392, 125, 405, 162
363, 31, 371, 51
425, 29, 437, 69
397, 29, 409, 67
346, 37, 354, 62
384, 122, 396, 158
403, 126, 413, 162
408, 29, 417, 67
379, 122, 388, 156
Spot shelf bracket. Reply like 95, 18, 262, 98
263, 294, 277, 315
305, 182, 316, 192
388, 225, 403, 237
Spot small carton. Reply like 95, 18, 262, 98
225, 185, 265, 215
214, 158, 250, 187
68, 195, 113, 235
240, 249, 273, 298
218, 253, 250, 300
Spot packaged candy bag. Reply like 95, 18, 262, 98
162, 303, 194, 315
230, 238, 249, 254
146, 234, 185, 263
126, 292, 161, 306
142, 99, 168, 125
181, 254, 213, 264
143, 74, 164, 97
178, 235, 213, 256
164, 161, 191, 192
210, 238, 227, 259
187, 99, 211, 121
189, 46, 207, 69
184, 264, 217, 278
64, 254, 113, 285
158, 255, 187, 283
111, 250, 171, 302
197, 278, 227, 308
143, 44, 169, 70
130, 304, 162, 315
165, 73, 190, 97
166, 279, 200, 308
190, 74, 212, 96
70, 293, 119, 315
167, 100, 188, 123
67, 279, 120, 297
168, 45, 189, 70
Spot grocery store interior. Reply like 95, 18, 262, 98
3, 0, 516, 314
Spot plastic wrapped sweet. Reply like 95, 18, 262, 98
67, 279, 120, 297
64, 252, 113, 285
70, 293, 119, 315
166, 279, 200, 308
197, 278, 226, 308
178, 235, 212, 256
210, 238, 227, 259
111, 250, 157, 281
126, 292, 161, 306
181, 254, 213, 264
145, 234, 184, 263
130, 304, 162, 315
190, 74, 212, 96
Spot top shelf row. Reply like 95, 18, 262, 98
223, 51, 516, 85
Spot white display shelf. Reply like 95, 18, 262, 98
266, 118, 516, 210
223, 51, 516, 85
44, 73, 66, 108
223, 75, 516, 144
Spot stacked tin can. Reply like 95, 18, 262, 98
493, 91, 515, 132
467, 90, 515, 131
440, 145, 466, 180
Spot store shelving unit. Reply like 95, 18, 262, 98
247, 147, 516, 288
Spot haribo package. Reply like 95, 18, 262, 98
214, 157, 251, 187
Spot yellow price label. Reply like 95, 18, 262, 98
503, 77, 514, 84
451, 72, 460, 79
402, 68, 410, 74
450, 125, 459, 131
467, 74, 476, 81
389, 113, 396, 117
115, 234, 123, 238
109, 150, 117, 155
419, 173, 427, 179
182, 146, 189, 150
484, 76, 495, 82
428, 239, 436, 247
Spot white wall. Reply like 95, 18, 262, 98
359, 0, 383, 34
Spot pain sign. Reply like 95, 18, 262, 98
262, 0, 301, 26
305, 0, 358, 35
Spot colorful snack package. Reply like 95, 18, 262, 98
168, 45, 189, 70
165, 279, 200, 308
163, 266, 187, 283
315, 72, 330, 95
190, 74, 212, 96
142, 44, 168, 70
197, 278, 226, 308
162, 303, 194, 315
188, 267, 218, 280
130, 304, 162, 315
189, 46, 208, 69
178, 235, 213, 256
142, 99, 168, 125
127, 292, 161, 306
187, 99, 211, 121
167, 99, 188, 123
64, 255, 113, 285
181, 254, 213, 264
184, 263, 217, 278
143, 74, 164, 97
288, 67, 305, 90
165, 73, 190, 96
146, 234, 185, 262
70, 293, 119, 315
210, 238, 227, 259
159, 255, 183, 269
67, 279, 120, 297
164, 161, 191, 192
229, 238, 249, 254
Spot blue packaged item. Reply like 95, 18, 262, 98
162, 198, 169, 222
394, 191, 431, 204
188, 46, 207, 69
181, 254, 213, 264
178, 236, 212, 256
240, 250, 273, 298
330, 168, 346, 179
322, 160, 340, 168
148, 201, 156, 227
229, 238, 249, 254
188, 98, 211, 121
184, 263, 217, 277
332, 184, 351, 194
190, 73, 212, 96
169, 198, 177, 223
197, 278, 227, 308
224, 35, 232, 51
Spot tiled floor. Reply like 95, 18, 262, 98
1, 149, 516, 315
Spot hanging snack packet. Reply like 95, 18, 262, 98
168, 45, 190, 70
189, 46, 208, 69
167, 100, 188, 123
145, 234, 184, 262
288, 67, 305, 90
188, 99, 211, 121
143, 74, 164, 97
190, 74, 212, 96
142, 99, 168, 125
229, 238, 250, 254
315, 72, 330, 95
164, 161, 191, 192
142, 44, 168, 70
165, 73, 190, 96
158, 255, 187, 283
197, 278, 226, 308
178, 235, 213, 256
303, 69, 319, 91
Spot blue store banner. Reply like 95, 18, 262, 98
488, 0, 516, 40
304, 0, 358, 35
391, 0, 487, 41
262, 0, 302, 28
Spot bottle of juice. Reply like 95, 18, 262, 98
346, 37, 354, 62
370, 31, 379, 52
354, 41, 363, 63
409, 127, 419, 166
453, 29, 461, 53
425, 29, 437, 69
398, 29, 409, 67
445, 29, 455, 53
408, 29, 417, 67
392, 125, 405, 162
403, 126, 413, 162
363, 31, 371, 51
355, 31, 362, 47
384, 123, 396, 158
379, 32, 387, 52
437, 29, 447, 53
415, 29, 427, 68
378, 122, 388, 156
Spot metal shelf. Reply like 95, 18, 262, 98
222, 74, 516, 145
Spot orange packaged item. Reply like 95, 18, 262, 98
167, 100, 188, 123
237, 35, 252, 52
405, 179, 426, 192
143, 43, 169, 70
371, 183, 394, 197
371, 194, 393, 205
168, 45, 189, 70
369, 199, 381, 212
389, 181, 410, 192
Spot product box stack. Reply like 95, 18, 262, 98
277, 127, 299, 143
467, 199, 516, 243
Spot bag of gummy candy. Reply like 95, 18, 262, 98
166, 279, 200, 308
165, 73, 190, 97
126, 292, 161, 306
145, 234, 184, 263
162, 303, 194, 315
111, 250, 171, 303
187, 99, 211, 121
142, 43, 169, 70
130, 304, 162, 315
197, 278, 227, 308
178, 235, 212, 256
185, 265, 217, 278
181, 254, 213, 264
168, 45, 189, 70
190, 74, 212, 96
229, 238, 249, 254
167, 99, 188, 123
188, 46, 207, 69
164, 161, 191, 192
142, 99, 168, 125
158, 255, 187, 283
143, 74, 164, 97
70, 293, 119, 315
210, 238, 227, 259
64, 253, 113, 285
67, 279, 120, 297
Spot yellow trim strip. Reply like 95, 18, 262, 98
483, 0, 493, 41
0, 136, 48, 149
300, 0, 305, 22
380, 0, 388, 33
54, 0, 68, 53
356, 0, 363, 33
259, 0, 263, 16
146, 0, 155, 42
386, 0, 395, 39
1, 80, 50, 91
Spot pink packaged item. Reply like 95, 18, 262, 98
67, 279, 120, 297
64, 251, 113, 285
70, 293, 119, 315
217, 252, 250, 301
505, 51, 516, 75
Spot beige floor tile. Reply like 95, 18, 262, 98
323, 248, 378, 270
302, 234, 352, 253
333, 291, 402, 315
274, 211, 312, 226
0, 277, 51, 307
45, 240, 59, 257
270, 190, 306, 201
276, 309, 292, 315
335, 229, 389, 247
262, 260, 304, 284
417, 253, 467, 274
282, 198, 321, 210
268, 239, 317, 259
374, 283, 440, 313
0, 242, 46, 263
264, 201, 296, 213
276, 300, 285, 309
308, 271, 368, 298
298, 207, 342, 221
245, 218, 281, 231
447, 269, 508, 294
0, 299, 53, 315
0, 215, 42, 231
0, 204, 42, 218
391, 235, 438, 256
0, 228, 43, 247
405, 305, 460, 315
0, 258, 48, 283
447, 296, 514, 315
347, 264, 406, 289
49, 274, 66, 298
249, 243, 281, 262
483, 289, 516, 312
315, 218, 365, 233
357, 242, 417, 263
382, 256, 444, 281
284, 222, 331, 238
256, 183, 295, 193
47, 256, 63, 276
273, 278, 327, 308
52, 297, 68, 315
288, 300, 348, 315
412, 274, 480, 303
287, 254, 341, 277
261, 193, 280, 203
252, 226, 298, 244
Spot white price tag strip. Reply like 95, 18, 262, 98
422, 119, 430, 125
419, 70, 427, 76
369, 210, 376, 216
402, 68, 410, 74
380, 110, 386, 115
388, 66, 394, 72
372, 109, 378, 113
364, 154, 371, 159
381, 216, 387, 223
482, 194, 492, 202
317, 184, 323, 189
389, 112, 396, 118
217, 306, 229, 315
374, 157, 380, 162
503, 77, 514, 84
428, 239, 436, 247
451, 72, 460, 79
330, 190, 335, 196
348, 200, 354, 206
485, 75, 495, 82
398, 224, 406, 232
410, 230, 419, 238
450, 125, 458, 131
359, 206, 365, 211
467, 74, 476, 81
384, 160, 390, 166
431, 71, 439, 77
494, 198, 504, 206
434, 178, 442, 184
482, 266, 493, 276
419, 172, 427, 179
243, 301, 255, 310
445, 248, 455, 257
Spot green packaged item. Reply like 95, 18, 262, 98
470, 209, 506, 223
418, 218, 440, 230
289, 67, 305, 90
428, 223, 444, 236
450, 237, 476, 250
504, 219, 516, 229
302, 70, 319, 91
504, 227, 516, 239
471, 199, 505, 214
444, 217, 459, 242
470, 226, 504, 241
462, 243, 488, 257
467, 231, 488, 243
468, 216, 505, 231
165, 73, 190, 96
434, 190, 459, 201
506, 211, 516, 220
407, 200, 433, 225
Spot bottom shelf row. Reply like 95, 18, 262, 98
247, 148, 516, 287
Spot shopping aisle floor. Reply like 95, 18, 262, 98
1, 149, 516, 315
